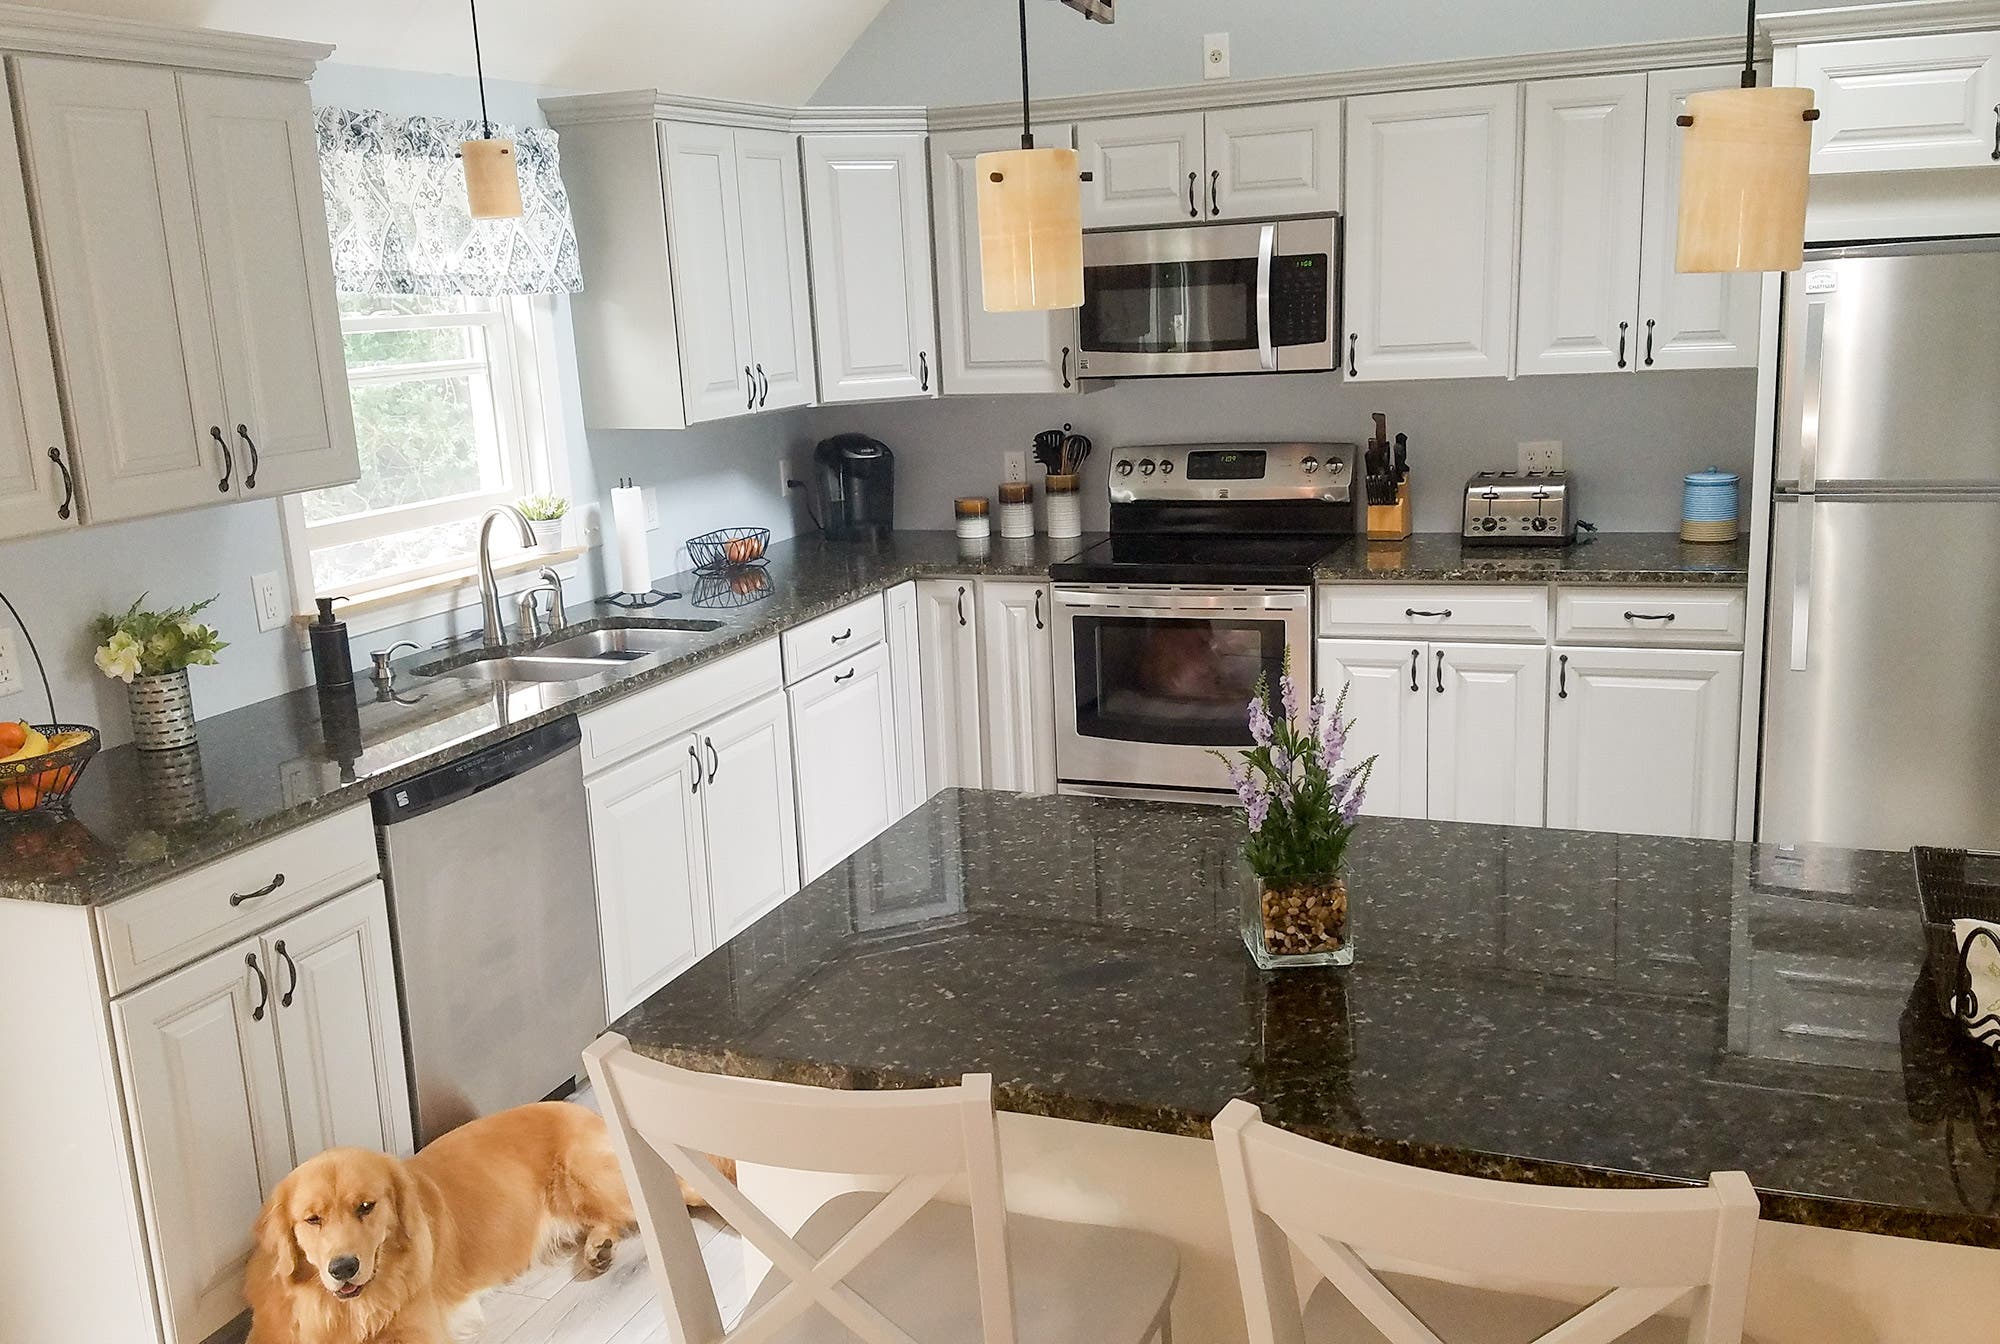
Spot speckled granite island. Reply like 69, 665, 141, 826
615, 789, 1999, 1344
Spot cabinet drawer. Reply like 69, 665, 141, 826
580, 639, 783, 776
97, 807, 376, 995
782, 593, 886, 684
1317, 584, 1550, 642
1555, 586, 1745, 647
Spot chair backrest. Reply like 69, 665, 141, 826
584, 1033, 1017, 1344
1210, 1100, 1759, 1344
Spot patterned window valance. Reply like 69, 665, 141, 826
315, 106, 584, 297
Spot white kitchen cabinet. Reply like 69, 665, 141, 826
1798, 30, 2000, 174
1547, 646, 1742, 839
1426, 642, 1549, 827
1078, 111, 1205, 227
801, 132, 939, 403
885, 581, 929, 816
789, 642, 900, 881
1205, 100, 1343, 219
931, 125, 1079, 396
586, 735, 711, 1017
0, 60, 71, 542
979, 580, 1057, 795
660, 121, 755, 423
735, 127, 817, 412
917, 579, 985, 791
1317, 640, 1429, 819
1345, 84, 1521, 382
697, 692, 802, 943
1517, 74, 1647, 376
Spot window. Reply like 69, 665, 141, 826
284, 293, 559, 601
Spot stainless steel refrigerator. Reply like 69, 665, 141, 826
1761, 238, 2000, 852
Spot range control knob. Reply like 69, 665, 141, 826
1300, 456, 1320, 474
1159, 459, 1175, 474
1481, 517, 1499, 532
1115, 459, 1135, 476
1531, 516, 1549, 532
1139, 458, 1157, 476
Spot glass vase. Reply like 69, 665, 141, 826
1244, 873, 1353, 969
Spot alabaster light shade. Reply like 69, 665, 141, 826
976, 146, 1083, 312
1676, 86, 1815, 274
461, 138, 524, 220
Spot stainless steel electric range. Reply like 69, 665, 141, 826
1049, 441, 1362, 802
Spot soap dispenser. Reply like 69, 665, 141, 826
308, 596, 355, 689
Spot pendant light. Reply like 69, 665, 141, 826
975, 0, 1083, 312
1674, 0, 1818, 273
460, 0, 523, 220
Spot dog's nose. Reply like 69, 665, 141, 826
328, 1256, 361, 1282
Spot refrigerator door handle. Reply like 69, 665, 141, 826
1790, 495, 1816, 671
1797, 298, 1829, 495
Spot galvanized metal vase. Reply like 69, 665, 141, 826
127, 670, 198, 751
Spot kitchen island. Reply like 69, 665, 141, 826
616, 789, 1999, 1344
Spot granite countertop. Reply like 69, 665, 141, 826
1317, 532, 1752, 584
615, 789, 2000, 1248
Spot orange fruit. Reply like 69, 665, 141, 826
0, 722, 24, 754
1, 779, 42, 812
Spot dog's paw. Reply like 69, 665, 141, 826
576, 1237, 618, 1279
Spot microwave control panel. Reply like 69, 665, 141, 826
1269, 253, 1331, 346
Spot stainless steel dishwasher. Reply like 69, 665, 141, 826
373, 715, 603, 1146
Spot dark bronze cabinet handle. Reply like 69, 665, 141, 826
1187, 171, 1197, 218
236, 424, 260, 489
956, 585, 967, 627
756, 364, 769, 407
275, 939, 298, 1008
1644, 318, 1657, 367
745, 367, 755, 411
1348, 333, 1358, 378
246, 953, 269, 1022
705, 737, 719, 783
919, 351, 929, 391
689, 743, 702, 791
1558, 653, 1569, 700
1617, 321, 1629, 369
1992, 103, 1999, 160
1435, 649, 1445, 695
1034, 589, 1044, 630
1409, 648, 1419, 693
833, 668, 855, 684
48, 446, 73, 520
229, 872, 286, 907
1624, 611, 1676, 622
210, 425, 232, 493
1210, 168, 1220, 216
830, 628, 853, 644
1406, 608, 1453, 619
1060, 346, 1071, 388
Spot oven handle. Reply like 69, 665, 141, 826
1255, 222, 1277, 372
1054, 587, 1309, 614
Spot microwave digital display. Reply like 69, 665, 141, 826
1185, 450, 1267, 481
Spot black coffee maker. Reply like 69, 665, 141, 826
812, 434, 895, 539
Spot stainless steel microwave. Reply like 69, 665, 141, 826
1077, 215, 1339, 378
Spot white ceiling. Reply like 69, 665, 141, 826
10, 0, 897, 102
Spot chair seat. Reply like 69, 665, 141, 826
1303, 1273, 1766, 1344
741, 1190, 1180, 1344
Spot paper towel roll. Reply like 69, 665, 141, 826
611, 486, 651, 595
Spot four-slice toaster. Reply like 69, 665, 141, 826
1461, 470, 1577, 545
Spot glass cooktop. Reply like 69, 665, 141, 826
1049, 532, 1341, 586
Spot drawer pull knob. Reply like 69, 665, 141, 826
833, 668, 856, 684
229, 872, 286, 907
1623, 611, 1676, 623
1406, 608, 1453, 619
831, 628, 853, 644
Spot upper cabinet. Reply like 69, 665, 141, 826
1345, 85, 1520, 382
1798, 30, 2000, 174
734, 128, 818, 413
0, 60, 69, 543
801, 132, 939, 404
931, 125, 1079, 396
1078, 101, 1340, 228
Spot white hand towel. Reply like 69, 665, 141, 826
1950, 917, 2000, 1045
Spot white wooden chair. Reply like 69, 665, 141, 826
584, 1033, 1179, 1344
1211, 1100, 1761, 1344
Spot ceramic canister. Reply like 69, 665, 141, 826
1682, 467, 1740, 543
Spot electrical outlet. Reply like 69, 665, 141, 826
251, 571, 286, 633
642, 487, 660, 530
0, 627, 20, 699
779, 457, 794, 495
580, 504, 603, 546
1002, 449, 1028, 484
1518, 440, 1564, 474
1204, 32, 1230, 80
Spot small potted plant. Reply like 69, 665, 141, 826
518, 495, 569, 550
1217, 668, 1374, 968
91, 595, 227, 752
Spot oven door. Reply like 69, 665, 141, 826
1054, 586, 1312, 796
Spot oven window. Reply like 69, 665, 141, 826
1071, 614, 1284, 746
1081, 258, 1259, 354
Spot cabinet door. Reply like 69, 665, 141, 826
1078, 111, 1206, 228
931, 125, 1079, 396
885, 580, 929, 816
698, 692, 801, 943
801, 133, 938, 403
735, 128, 817, 413
917, 579, 985, 790
1798, 31, 2000, 174
979, 581, 1057, 795
1427, 642, 1548, 827
586, 735, 711, 1017
1206, 100, 1343, 219
0, 61, 71, 542
1517, 75, 1646, 377
1345, 85, 1520, 382
180, 72, 356, 499
266, 882, 413, 1162
114, 939, 293, 1344
789, 643, 900, 882
1547, 647, 1742, 840
1637, 67, 1762, 371
662, 121, 755, 423
14, 56, 230, 521
1317, 640, 1429, 819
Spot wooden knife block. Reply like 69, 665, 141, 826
1367, 483, 1412, 540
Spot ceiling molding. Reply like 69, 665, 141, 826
788, 104, 927, 134
1763, 0, 2000, 45
0, 2, 330, 79
542, 88, 925, 135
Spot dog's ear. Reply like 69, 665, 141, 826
254, 1178, 310, 1284
385, 1157, 434, 1271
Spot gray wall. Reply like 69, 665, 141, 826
813, 0, 1869, 106
804, 369, 1758, 536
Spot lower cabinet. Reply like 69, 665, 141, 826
1318, 639, 1429, 819
701, 693, 804, 943
916, 578, 985, 790
1546, 646, 1742, 839
114, 881, 408, 1344
884, 580, 929, 817
790, 642, 900, 882
979, 580, 1057, 795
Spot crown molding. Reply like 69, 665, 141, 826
1762, 0, 2000, 45
541, 89, 924, 135
0, 2, 330, 80
789, 104, 929, 134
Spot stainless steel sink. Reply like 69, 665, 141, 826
434, 656, 618, 684
533, 623, 722, 661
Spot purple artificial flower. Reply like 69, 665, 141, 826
1279, 674, 1299, 724
1303, 689, 1326, 758
1340, 779, 1367, 824
1247, 694, 1273, 747
1246, 785, 1272, 832
1320, 709, 1347, 770
1227, 760, 1256, 809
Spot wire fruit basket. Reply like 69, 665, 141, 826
687, 527, 770, 574
0, 724, 101, 814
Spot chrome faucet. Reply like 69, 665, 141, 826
517, 567, 569, 641
477, 505, 539, 648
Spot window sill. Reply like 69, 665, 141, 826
294, 544, 593, 639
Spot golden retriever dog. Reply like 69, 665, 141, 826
245, 1102, 635, 1344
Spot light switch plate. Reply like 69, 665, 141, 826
1002, 450, 1027, 484
1519, 440, 1564, 473
0, 627, 21, 699
251, 571, 286, 633
1204, 32, 1230, 80
642, 487, 660, 530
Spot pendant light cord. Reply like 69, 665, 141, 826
469, 0, 494, 139
1741, 0, 1759, 88
1017, 0, 1034, 150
